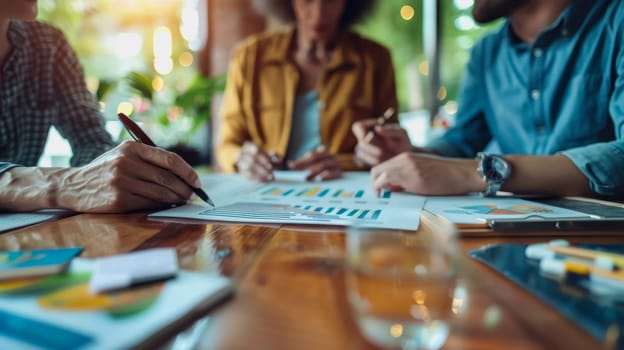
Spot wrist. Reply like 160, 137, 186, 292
39, 168, 74, 210
0, 167, 65, 211
464, 159, 487, 193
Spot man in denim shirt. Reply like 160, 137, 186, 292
353, 0, 624, 197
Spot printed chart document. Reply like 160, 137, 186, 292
425, 196, 591, 225
151, 172, 425, 230
0, 259, 232, 350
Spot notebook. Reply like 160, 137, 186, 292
0, 259, 233, 350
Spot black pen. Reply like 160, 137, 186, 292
117, 113, 215, 207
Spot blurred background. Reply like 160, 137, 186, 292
37, 0, 498, 167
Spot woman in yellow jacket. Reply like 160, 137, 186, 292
217, 0, 398, 182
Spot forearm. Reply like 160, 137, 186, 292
503, 154, 591, 196
0, 167, 69, 211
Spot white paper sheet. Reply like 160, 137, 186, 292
0, 210, 70, 233
153, 172, 425, 230
425, 196, 591, 224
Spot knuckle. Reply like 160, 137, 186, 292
109, 157, 127, 172
108, 174, 124, 187
164, 153, 178, 168
118, 140, 135, 154
155, 173, 173, 187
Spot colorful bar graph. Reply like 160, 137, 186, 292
261, 186, 372, 199
262, 187, 282, 196
305, 188, 321, 197
358, 210, 370, 219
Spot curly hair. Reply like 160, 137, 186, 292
253, 0, 376, 28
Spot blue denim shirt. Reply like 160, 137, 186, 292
428, 0, 624, 196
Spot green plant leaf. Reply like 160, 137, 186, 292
126, 71, 154, 100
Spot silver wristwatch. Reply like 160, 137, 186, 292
476, 152, 511, 196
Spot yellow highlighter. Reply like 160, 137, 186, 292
547, 244, 624, 270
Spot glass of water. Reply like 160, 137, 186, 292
345, 225, 460, 350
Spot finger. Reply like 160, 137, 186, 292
242, 162, 274, 182
123, 142, 201, 189
352, 119, 378, 139
305, 160, 340, 181
94, 191, 160, 214
268, 151, 284, 169
372, 170, 392, 193
355, 144, 384, 166
111, 173, 189, 207
239, 144, 273, 169
110, 153, 194, 200
289, 149, 327, 169
238, 150, 274, 174
310, 168, 342, 182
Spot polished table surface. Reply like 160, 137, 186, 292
0, 211, 620, 350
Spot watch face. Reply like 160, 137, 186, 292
490, 156, 511, 181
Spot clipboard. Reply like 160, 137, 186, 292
422, 196, 624, 237
488, 197, 624, 232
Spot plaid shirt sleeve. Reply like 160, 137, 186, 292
50, 29, 115, 166
0, 162, 19, 176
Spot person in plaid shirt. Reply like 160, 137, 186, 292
0, 1, 202, 213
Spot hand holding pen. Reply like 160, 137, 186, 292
287, 145, 342, 181
118, 113, 214, 207
352, 107, 412, 166
363, 107, 395, 143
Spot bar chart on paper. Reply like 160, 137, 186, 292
191, 201, 414, 229
149, 172, 426, 230
259, 186, 392, 199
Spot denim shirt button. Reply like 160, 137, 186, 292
533, 48, 543, 58
530, 89, 541, 100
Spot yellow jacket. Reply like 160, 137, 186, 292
216, 27, 398, 172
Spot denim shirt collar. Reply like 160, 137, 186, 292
503, 0, 597, 49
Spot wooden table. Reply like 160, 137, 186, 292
0, 212, 618, 350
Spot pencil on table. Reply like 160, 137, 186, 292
363, 107, 395, 143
